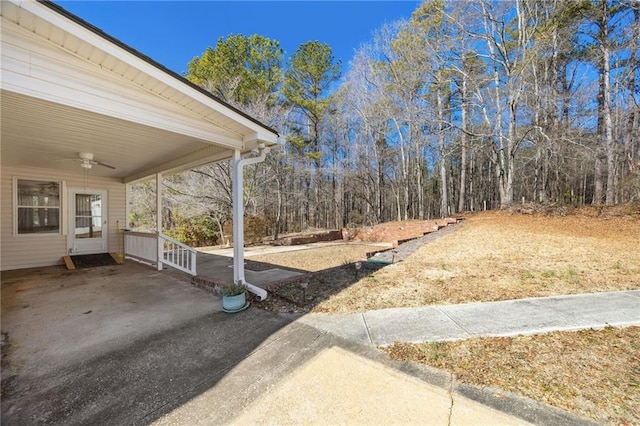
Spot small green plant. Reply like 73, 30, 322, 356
222, 282, 246, 297
563, 269, 580, 285
540, 270, 557, 278
276, 286, 294, 299
422, 342, 449, 363
520, 271, 535, 282
613, 261, 623, 270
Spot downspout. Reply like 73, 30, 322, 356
232, 143, 271, 301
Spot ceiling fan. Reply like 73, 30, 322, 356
74, 152, 116, 170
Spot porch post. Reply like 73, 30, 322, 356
156, 172, 163, 271
124, 183, 130, 232
124, 183, 130, 260
232, 150, 245, 284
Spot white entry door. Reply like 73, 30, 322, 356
68, 188, 108, 255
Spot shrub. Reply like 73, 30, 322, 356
166, 214, 219, 247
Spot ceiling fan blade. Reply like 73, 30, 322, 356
95, 161, 116, 170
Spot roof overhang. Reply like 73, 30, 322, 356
0, 0, 279, 183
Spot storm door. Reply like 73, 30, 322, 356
68, 189, 108, 254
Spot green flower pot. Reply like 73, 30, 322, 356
222, 291, 247, 312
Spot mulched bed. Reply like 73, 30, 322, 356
254, 261, 386, 314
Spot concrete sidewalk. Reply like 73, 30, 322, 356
299, 290, 640, 346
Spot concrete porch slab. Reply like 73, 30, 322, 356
193, 252, 304, 289
1, 262, 220, 377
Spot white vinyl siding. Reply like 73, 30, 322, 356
1, 165, 125, 271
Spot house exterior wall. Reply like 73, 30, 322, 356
1, 165, 126, 271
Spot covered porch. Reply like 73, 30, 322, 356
0, 0, 278, 298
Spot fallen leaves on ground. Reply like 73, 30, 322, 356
385, 326, 640, 425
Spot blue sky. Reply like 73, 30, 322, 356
58, 1, 421, 79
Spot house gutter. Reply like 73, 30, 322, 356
232, 144, 271, 301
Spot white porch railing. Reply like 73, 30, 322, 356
124, 231, 158, 264
158, 233, 197, 276
124, 231, 197, 276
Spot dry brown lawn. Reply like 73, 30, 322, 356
250, 243, 384, 272
385, 326, 640, 425
312, 210, 640, 313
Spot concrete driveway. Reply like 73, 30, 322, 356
1, 262, 589, 425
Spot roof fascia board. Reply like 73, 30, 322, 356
243, 131, 279, 146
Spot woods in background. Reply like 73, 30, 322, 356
129, 0, 639, 246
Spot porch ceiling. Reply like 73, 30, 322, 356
1, 90, 231, 182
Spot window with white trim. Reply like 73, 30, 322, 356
16, 179, 61, 234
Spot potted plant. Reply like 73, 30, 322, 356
222, 281, 248, 313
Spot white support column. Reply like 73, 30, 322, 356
124, 183, 130, 231
123, 182, 130, 260
232, 150, 245, 284
156, 172, 163, 271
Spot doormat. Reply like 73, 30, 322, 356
69, 253, 119, 269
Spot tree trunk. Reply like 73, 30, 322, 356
594, 154, 604, 205
458, 75, 468, 212
437, 89, 449, 217
596, 0, 616, 205
624, 6, 639, 202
